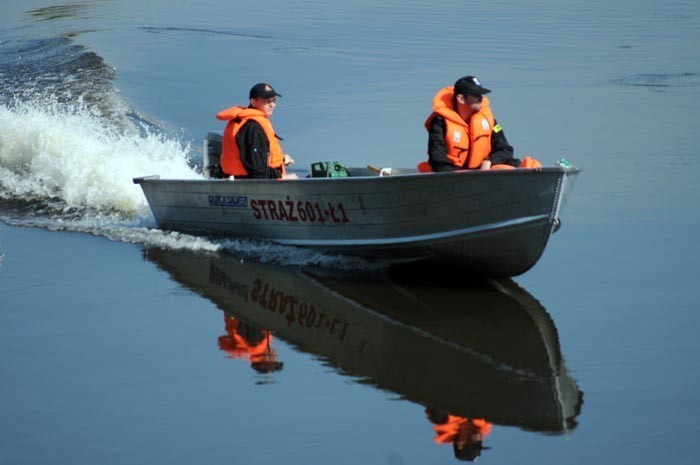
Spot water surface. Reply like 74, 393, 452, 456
2, 1, 700, 464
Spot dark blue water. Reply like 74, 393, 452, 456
2, 1, 700, 464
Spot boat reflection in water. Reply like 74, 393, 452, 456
145, 248, 583, 461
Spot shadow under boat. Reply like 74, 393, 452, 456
144, 248, 583, 434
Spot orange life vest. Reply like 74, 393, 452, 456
424, 87, 496, 169
216, 106, 285, 177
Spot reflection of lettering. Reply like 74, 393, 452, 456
250, 196, 350, 223
208, 195, 248, 207
207, 264, 350, 341
209, 264, 249, 302
251, 278, 349, 341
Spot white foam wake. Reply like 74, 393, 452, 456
0, 212, 383, 270
0, 98, 202, 215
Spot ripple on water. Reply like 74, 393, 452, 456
615, 72, 700, 90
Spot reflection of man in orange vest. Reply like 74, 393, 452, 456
424, 76, 540, 172
426, 408, 492, 461
218, 316, 284, 373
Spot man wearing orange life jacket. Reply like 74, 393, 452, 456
216, 83, 297, 179
425, 76, 521, 171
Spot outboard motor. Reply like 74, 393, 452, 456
203, 132, 224, 178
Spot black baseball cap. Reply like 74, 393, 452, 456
454, 76, 491, 96
249, 83, 282, 99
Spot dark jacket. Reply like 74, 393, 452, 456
236, 120, 283, 179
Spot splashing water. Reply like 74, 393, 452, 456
0, 97, 201, 215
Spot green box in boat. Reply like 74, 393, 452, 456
311, 161, 349, 178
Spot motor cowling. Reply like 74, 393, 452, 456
203, 132, 224, 178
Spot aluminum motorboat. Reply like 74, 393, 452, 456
133, 135, 580, 276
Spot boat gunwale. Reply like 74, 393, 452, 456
133, 166, 581, 186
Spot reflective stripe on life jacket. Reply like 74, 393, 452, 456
216, 106, 285, 177
424, 87, 496, 169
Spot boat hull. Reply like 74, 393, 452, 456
134, 167, 580, 276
